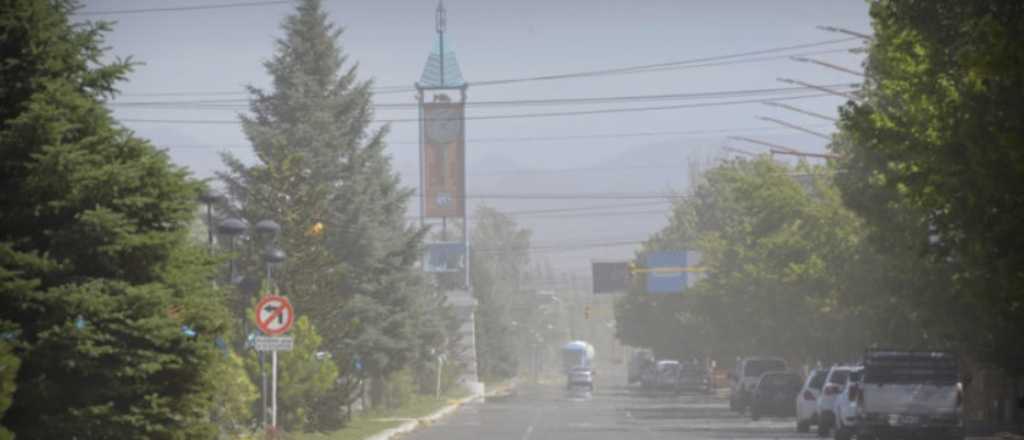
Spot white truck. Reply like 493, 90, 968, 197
562, 341, 596, 391
855, 350, 964, 440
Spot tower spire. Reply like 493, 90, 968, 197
435, 1, 447, 34
436, 1, 447, 86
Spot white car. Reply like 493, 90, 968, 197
816, 366, 855, 437
831, 367, 863, 440
795, 368, 829, 432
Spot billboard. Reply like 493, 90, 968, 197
644, 251, 703, 294
592, 261, 630, 294
421, 102, 465, 218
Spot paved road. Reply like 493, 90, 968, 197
406, 375, 1002, 440
406, 375, 812, 440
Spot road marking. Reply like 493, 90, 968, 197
520, 424, 534, 440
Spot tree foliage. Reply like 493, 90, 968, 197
0, 1, 231, 437
469, 206, 531, 381
616, 159, 906, 364
833, 0, 1024, 370
220, 0, 448, 416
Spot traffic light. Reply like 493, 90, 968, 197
584, 305, 592, 320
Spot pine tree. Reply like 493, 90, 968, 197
0, 1, 230, 437
219, 0, 427, 410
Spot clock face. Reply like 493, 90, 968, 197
425, 106, 462, 145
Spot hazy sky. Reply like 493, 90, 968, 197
78, 0, 871, 277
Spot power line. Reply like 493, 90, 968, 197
414, 202, 673, 220
162, 123, 833, 151
473, 239, 645, 255
109, 82, 859, 111
466, 38, 859, 87
76, 0, 293, 16
115, 39, 860, 97
118, 89, 855, 125
411, 191, 684, 200
413, 209, 670, 223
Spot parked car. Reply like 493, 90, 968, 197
831, 366, 863, 440
750, 371, 803, 420
796, 368, 829, 432
729, 356, 788, 412
816, 365, 855, 437
676, 360, 712, 394
655, 360, 681, 390
855, 350, 964, 440
628, 350, 655, 385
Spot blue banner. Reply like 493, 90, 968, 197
644, 251, 702, 294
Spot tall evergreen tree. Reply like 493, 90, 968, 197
0, 1, 230, 437
219, 0, 426, 408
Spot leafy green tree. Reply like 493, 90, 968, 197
469, 206, 531, 381
246, 317, 337, 432
0, 1, 231, 437
208, 352, 258, 438
832, 0, 1024, 368
616, 158, 903, 364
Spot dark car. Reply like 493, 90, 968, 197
675, 361, 712, 394
750, 371, 803, 420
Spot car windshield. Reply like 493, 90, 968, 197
745, 360, 786, 377
761, 374, 800, 388
828, 370, 850, 384
809, 370, 829, 390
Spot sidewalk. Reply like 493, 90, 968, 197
363, 379, 517, 440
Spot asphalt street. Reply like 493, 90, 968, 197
404, 372, 1005, 440
405, 372, 815, 440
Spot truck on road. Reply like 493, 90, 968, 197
855, 349, 964, 440
562, 341, 596, 391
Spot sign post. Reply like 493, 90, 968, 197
255, 295, 294, 432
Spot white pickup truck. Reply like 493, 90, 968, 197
855, 350, 964, 440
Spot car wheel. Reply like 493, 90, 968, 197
797, 420, 810, 433
816, 418, 829, 438
833, 423, 851, 440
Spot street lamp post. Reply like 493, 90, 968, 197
198, 189, 224, 253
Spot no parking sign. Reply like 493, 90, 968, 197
255, 295, 294, 336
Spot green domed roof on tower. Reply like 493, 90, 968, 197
418, 1, 466, 89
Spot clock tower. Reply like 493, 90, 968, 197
416, 1, 482, 396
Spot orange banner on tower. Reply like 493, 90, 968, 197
421, 102, 465, 218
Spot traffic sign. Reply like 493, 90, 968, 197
255, 295, 294, 336
254, 335, 294, 352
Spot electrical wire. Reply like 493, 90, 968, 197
117, 89, 853, 125
108, 82, 859, 111
76, 0, 293, 16
468, 38, 859, 88
115, 39, 861, 97
162, 123, 833, 151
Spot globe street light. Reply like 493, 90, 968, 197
217, 217, 247, 284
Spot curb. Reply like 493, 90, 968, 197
364, 380, 517, 440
